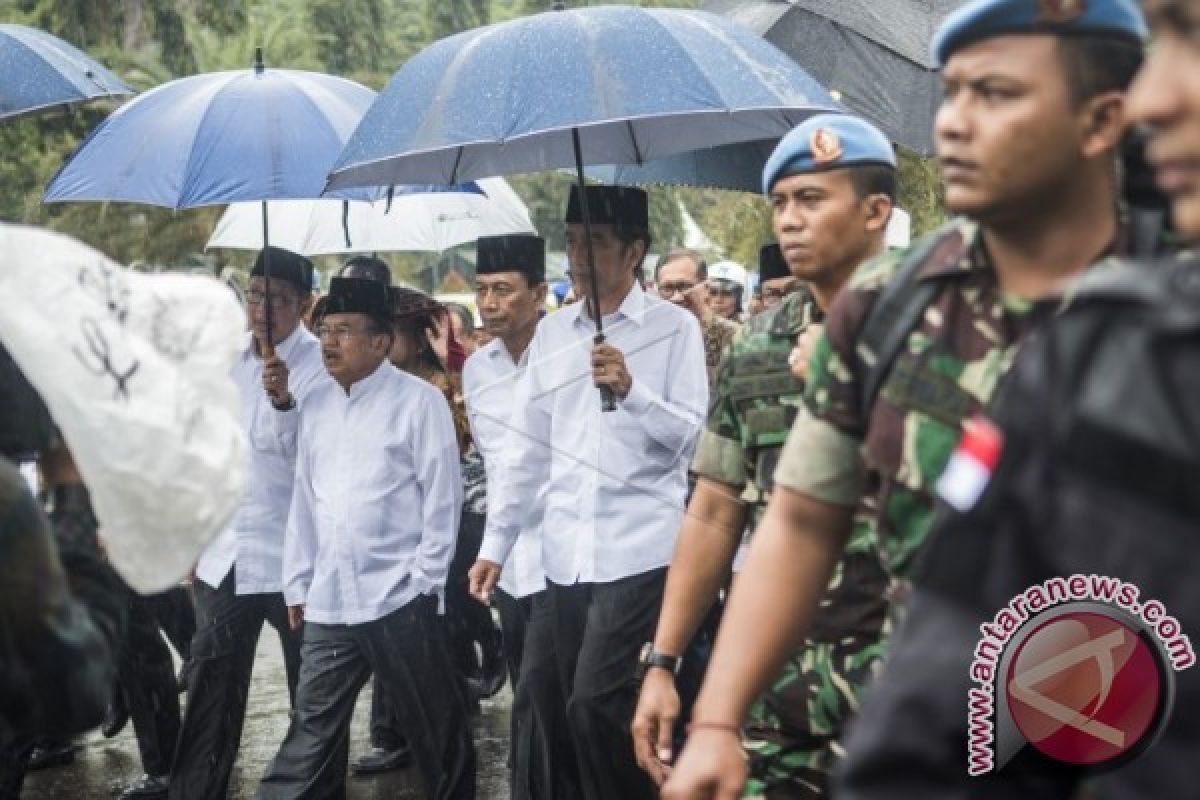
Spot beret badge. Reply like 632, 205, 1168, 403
810, 128, 843, 165
1037, 0, 1087, 23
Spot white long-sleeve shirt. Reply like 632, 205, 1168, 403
282, 361, 463, 625
478, 283, 708, 585
195, 325, 324, 594
463, 338, 546, 599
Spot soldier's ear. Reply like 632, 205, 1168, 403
1079, 91, 1126, 160
862, 193, 894, 235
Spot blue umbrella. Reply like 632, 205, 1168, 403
45, 50, 380, 208
44, 49, 386, 354
327, 5, 836, 409
327, 6, 835, 190
583, 138, 780, 194
0, 24, 132, 122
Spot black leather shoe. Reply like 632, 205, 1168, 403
101, 695, 129, 738
351, 746, 414, 775
117, 774, 169, 799
26, 741, 76, 771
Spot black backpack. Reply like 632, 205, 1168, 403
914, 255, 1200, 798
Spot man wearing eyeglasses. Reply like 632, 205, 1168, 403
171, 247, 325, 800
657, 249, 739, 392
260, 277, 475, 800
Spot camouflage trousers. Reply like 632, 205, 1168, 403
741, 636, 887, 799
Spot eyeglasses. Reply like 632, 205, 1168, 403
245, 289, 295, 310
658, 282, 698, 298
315, 324, 370, 342
476, 284, 516, 300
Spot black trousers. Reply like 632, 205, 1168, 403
168, 570, 301, 800
495, 589, 565, 800
139, 586, 195, 662
258, 595, 476, 800
369, 512, 502, 747
545, 568, 667, 800
118, 586, 188, 776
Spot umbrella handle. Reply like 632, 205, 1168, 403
596, 346, 616, 411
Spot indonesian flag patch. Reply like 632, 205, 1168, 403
937, 415, 1004, 512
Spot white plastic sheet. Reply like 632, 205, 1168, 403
0, 223, 246, 592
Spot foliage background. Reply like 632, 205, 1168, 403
1, 0, 942, 285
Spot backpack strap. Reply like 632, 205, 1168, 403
854, 229, 958, 424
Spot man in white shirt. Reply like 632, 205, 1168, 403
463, 233, 561, 799
469, 186, 709, 800
171, 247, 323, 800
259, 277, 475, 800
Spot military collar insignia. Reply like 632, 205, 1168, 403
810, 128, 843, 166
1037, 0, 1087, 24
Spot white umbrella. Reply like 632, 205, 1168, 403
0, 223, 246, 593
207, 176, 534, 255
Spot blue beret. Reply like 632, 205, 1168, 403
761, 113, 895, 196
932, 0, 1147, 67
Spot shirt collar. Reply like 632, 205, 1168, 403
347, 359, 394, 400
571, 282, 648, 331
486, 337, 532, 369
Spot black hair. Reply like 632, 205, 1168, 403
1056, 35, 1144, 107
847, 163, 898, 202
657, 248, 709, 281
614, 223, 653, 272
338, 255, 393, 286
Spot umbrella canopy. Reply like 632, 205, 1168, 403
0, 223, 245, 593
0, 24, 132, 122
207, 177, 534, 255
326, 5, 837, 190
44, 56, 380, 208
584, 138, 779, 194
704, 0, 963, 155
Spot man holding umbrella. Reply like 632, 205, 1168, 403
172, 247, 324, 800
469, 185, 709, 800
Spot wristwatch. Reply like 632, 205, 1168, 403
637, 642, 682, 681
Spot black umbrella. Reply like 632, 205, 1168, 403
704, 0, 965, 155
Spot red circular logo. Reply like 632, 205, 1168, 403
1005, 611, 1163, 766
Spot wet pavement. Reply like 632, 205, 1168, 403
22, 632, 514, 799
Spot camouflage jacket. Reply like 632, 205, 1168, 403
692, 289, 817, 529
776, 218, 1055, 584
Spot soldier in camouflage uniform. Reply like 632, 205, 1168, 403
663, 3, 1146, 798
633, 112, 898, 800
839, 4, 1193, 794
